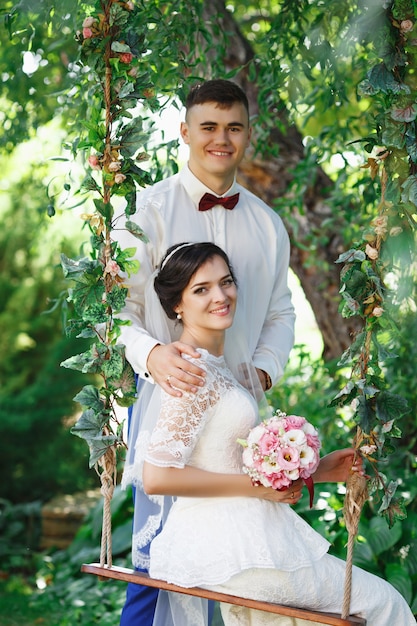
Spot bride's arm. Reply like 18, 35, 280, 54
142, 461, 304, 504
313, 449, 363, 484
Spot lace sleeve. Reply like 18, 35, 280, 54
145, 362, 220, 468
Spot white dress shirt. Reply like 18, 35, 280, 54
115, 164, 295, 385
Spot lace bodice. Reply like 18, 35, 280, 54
146, 349, 258, 473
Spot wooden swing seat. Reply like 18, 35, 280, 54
81, 563, 366, 625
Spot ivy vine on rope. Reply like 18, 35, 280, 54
331, 0, 417, 616
59, 0, 158, 567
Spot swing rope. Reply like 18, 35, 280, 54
97, 440, 117, 568
341, 450, 369, 619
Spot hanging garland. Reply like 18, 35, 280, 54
331, 0, 417, 617
60, 0, 158, 567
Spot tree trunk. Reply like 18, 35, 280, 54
201, 0, 362, 361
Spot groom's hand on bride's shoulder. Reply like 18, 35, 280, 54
147, 342, 206, 396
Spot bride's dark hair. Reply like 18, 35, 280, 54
154, 242, 236, 320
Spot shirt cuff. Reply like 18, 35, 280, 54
123, 334, 162, 383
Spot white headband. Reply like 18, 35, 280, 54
160, 242, 196, 270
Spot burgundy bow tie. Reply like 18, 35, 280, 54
198, 192, 240, 212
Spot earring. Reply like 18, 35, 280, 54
176, 313, 182, 320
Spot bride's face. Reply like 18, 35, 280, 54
175, 255, 237, 335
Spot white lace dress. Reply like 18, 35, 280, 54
146, 350, 416, 626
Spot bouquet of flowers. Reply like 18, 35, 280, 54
238, 410, 321, 507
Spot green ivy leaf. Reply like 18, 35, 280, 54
73, 385, 105, 413
71, 408, 108, 441
119, 118, 149, 158
111, 41, 131, 53
109, 2, 130, 27
116, 246, 140, 277
83, 301, 108, 324
356, 395, 374, 432
128, 162, 153, 186
391, 102, 417, 122
340, 291, 361, 316
61, 343, 108, 374
382, 119, 407, 149
357, 78, 377, 97
379, 494, 407, 528
329, 380, 358, 407
61, 254, 100, 279
401, 174, 417, 206
125, 219, 149, 242
376, 391, 409, 422
88, 435, 119, 468
367, 63, 410, 95
335, 249, 366, 264
119, 81, 135, 99
107, 285, 128, 313
108, 360, 136, 399
101, 346, 124, 379
94, 198, 114, 221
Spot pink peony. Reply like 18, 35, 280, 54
306, 432, 321, 450
83, 27, 93, 39
258, 431, 279, 456
276, 446, 300, 470
283, 414, 306, 430
268, 473, 292, 490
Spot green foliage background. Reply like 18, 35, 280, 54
0, 0, 416, 622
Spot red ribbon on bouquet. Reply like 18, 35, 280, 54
304, 476, 315, 508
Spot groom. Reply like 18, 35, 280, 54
117, 78, 295, 624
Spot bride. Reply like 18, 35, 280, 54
134, 241, 415, 626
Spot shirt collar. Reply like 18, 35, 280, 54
179, 163, 239, 208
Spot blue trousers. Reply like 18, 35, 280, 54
119, 574, 159, 625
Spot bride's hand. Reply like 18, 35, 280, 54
313, 449, 364, 484
251, 478, 304, 504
